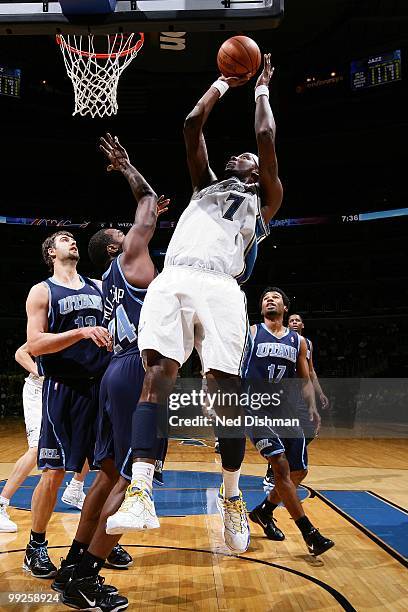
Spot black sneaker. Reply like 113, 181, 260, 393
214, 441, 220, 454
263, 465, 275, 488
303, 528, 335, 556
61, 575, 128, 611
104, 544, 133, 569
153, 470, 164, 486
52, 560, 118, 594
23, 541, 57, 578
249, 505, 285, 541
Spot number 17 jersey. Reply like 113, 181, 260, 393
102, 254, 147, 356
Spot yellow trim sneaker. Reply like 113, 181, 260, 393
216, 486, 250, 553
106, 483, 160, 534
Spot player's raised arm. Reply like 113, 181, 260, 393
183, 75, 248, 192
99, 133, 168, 287
254, 54, 283, 224
26, 283, 111, 356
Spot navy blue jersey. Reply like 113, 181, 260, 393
38, 276, 110, 380
243, 323, 301, 381
102, 255, 147, 356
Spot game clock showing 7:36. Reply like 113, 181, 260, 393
0, 65, 21, 98
342, 214, 360, 223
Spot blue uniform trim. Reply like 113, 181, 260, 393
102, 262, 113, 282
243, 325, 258, 378
48, 275, 86, 289
41, 378, 66, 470
117, 254, 148, 292
260, 323, 290, 340
120, 447, 133, 481
235, 239, 258, 285
238, 291, 250, 375
255, 187, 270, 244
116, 255, 147, 305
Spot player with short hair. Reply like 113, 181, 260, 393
262, 313, 329, 487
107, 54, 283, 554
57, 134, 168, 612
245, 287, 334, 555
23, 230, 111, 578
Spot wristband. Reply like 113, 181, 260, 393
255, 84, 270, 101
212, 79, 229, 98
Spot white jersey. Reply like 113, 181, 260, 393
165, 177, 269, 283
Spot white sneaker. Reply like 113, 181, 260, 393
106, 483, 160, 534
216, 486, 250, 553
0, 503, 17, 532
61, 481, 85, 510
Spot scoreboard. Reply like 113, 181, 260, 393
351, 50, 401, 91
0, 65, 21, 98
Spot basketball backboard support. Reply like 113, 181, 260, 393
0, 1, 284, 34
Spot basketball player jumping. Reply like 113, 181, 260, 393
56, 134, 168, 612
108, 54, 283, 554
23, 231, 112, 578
246, 287, 334, 555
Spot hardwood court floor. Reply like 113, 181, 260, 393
0, 421, 407, 611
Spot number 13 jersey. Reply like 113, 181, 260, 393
164, 177, 270, 284
102, 254, 147, 356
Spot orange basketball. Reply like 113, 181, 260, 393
217, 35, 262, 78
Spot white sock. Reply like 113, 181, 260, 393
0, 495, 10, 506
70, 477, 83, 489
222, 468, 241, 499
132, 462, 154, 492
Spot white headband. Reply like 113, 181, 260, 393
248, 153, 259, 168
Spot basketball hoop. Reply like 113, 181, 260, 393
56, 33, 144, 118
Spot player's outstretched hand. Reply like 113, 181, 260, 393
157, 195, 170, 217
255, 53, 274, 89
219, 74, 251, 88
99, 133, 130, 172
81, 326, 112, 349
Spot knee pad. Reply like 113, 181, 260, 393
132, 402, 159, 459
218, 438, 246, 471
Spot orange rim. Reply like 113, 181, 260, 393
56, 32, 144, 59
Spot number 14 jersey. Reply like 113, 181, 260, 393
102, 255, 147, 356
164, 177, 270, 284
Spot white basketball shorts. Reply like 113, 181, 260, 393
138, 266, 248, 375
23, 378, 43, 448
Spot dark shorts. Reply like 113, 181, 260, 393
251, 427, 308, 472
38, 377, 100, 472
94, 352, 145, 481
297, 404, 318, 442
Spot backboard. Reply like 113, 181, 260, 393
0, 1, 284, 34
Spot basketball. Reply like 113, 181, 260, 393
217, 36, 262, 78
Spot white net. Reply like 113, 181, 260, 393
57, 33, 144, 118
